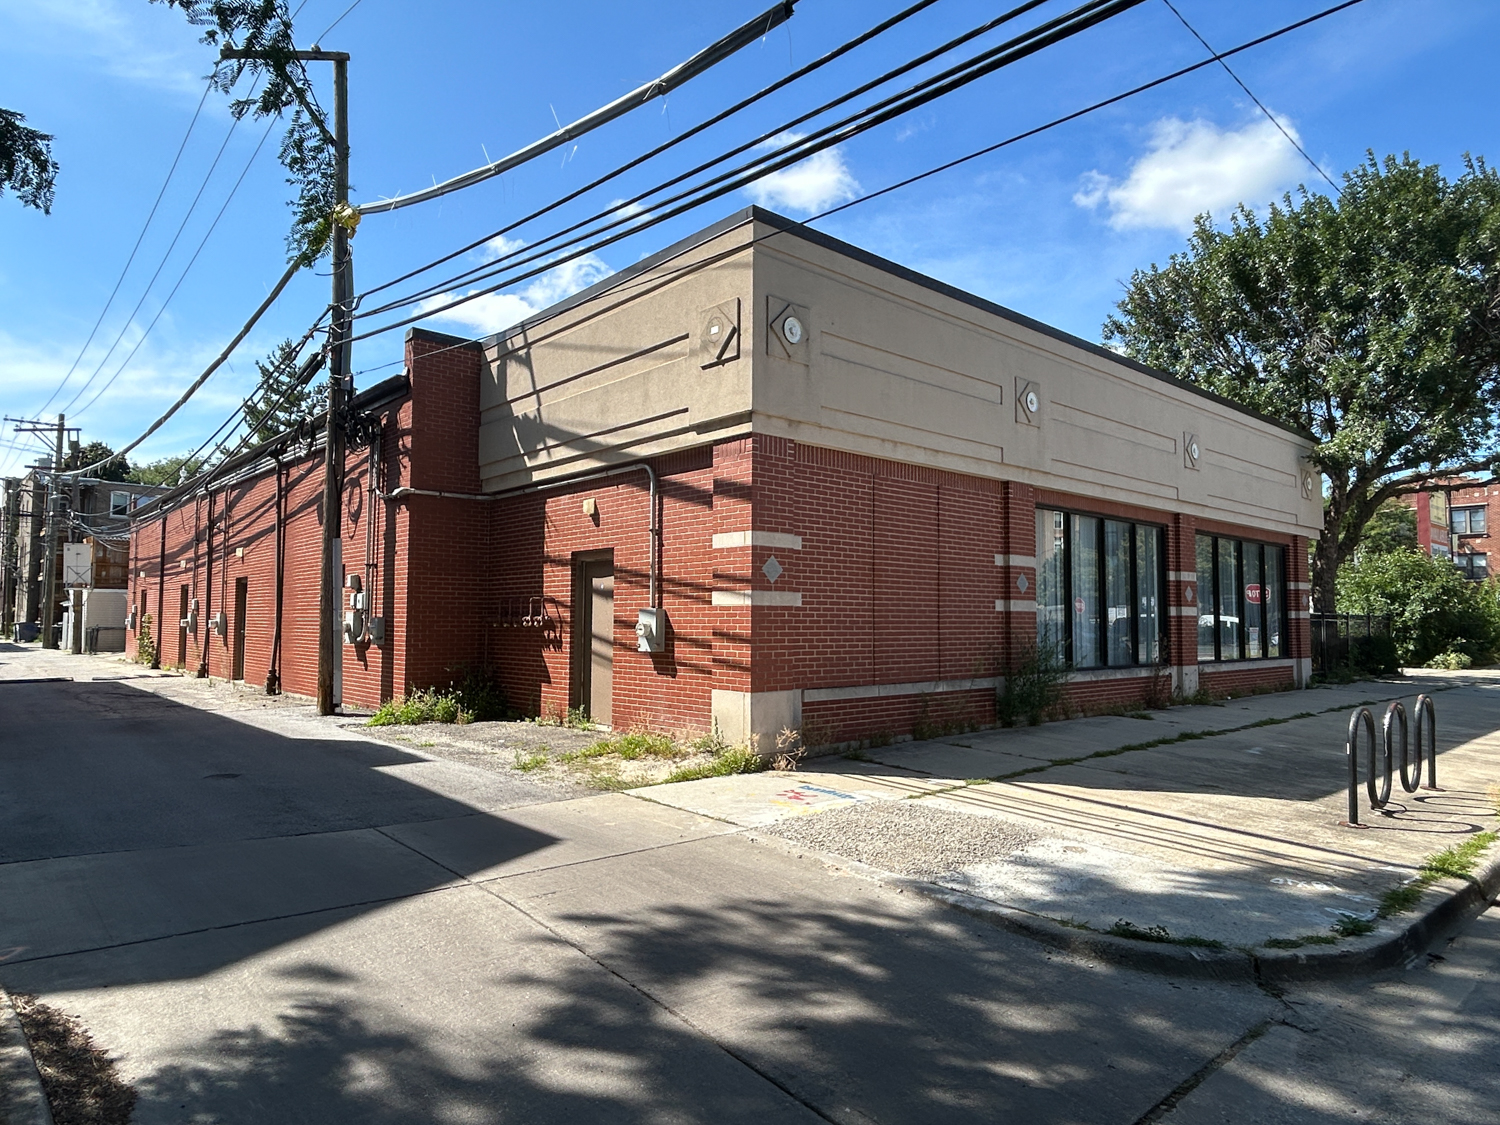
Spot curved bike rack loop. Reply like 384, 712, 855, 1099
1344, 697, 1438, 828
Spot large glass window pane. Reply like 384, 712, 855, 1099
1196, 534, 1216, 661
1243, 545, 1263, 659
1136, 526, 1162, 666
1104, 520, 1133, 666
1218, 540, 1242, 659
1264, 546, 1284, 657
1072, 515, 1101, 668
1036, 509, 1068, 663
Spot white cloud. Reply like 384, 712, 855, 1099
0, 0, 206, 98
1075, 116, 1312, 232
415, 251, 615, 337
744, 132, 860, 215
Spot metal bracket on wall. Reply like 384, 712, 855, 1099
700, 298, 741, 369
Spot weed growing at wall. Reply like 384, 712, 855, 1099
134, 614, 156, 666
368, 689, 463, 726
996, 645, 1070, 727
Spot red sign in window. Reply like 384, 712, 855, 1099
1245, 584, 1262, 604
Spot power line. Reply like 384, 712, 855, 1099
72, 116, 280, 420
359, 0, 946, 305
361, 0, 1063, 306
1158, 0, 1339, 192
354, 0, 1145, 335
315, 0, 366, 42
60, 79, 264, 416
33, 80, 216, 419
346, 0, 1372, 355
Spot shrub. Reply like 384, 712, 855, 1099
1337, 548, 1500, 666
1428, 650, 1473, 670
996, 645, 1070, 726
135, 613, 156, 666
1347, 634, 1400, 676
368, 688, 462, 726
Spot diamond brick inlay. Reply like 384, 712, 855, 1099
762, 555, 784, 584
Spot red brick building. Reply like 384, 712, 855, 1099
127, 209, 1321, 746
1406, 482, 1495, 580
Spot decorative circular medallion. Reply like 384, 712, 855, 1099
781, 316, 804, 345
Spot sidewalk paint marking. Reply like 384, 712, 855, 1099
768, 783, 871, 816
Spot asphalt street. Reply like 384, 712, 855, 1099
0, 648, 1496, 1124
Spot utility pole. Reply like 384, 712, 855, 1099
220, 46, 351, 715
42, 415, 65, 649
8, 415, 77, 646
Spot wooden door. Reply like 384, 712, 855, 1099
573, 556, 614, 726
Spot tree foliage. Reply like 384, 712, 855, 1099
0, 109, 58, 213
64, 441, 131, 482
1337, 548, 1500, 666
3, 2, 341, 262
1356, 498, 1419, 557
1105, 154, 1500, 610
244, 337, 322, 443
152, 0, 343, 263
125, 454, 206, 486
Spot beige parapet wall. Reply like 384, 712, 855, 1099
477, 207, 1321, 539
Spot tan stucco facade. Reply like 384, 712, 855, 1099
477, 208, 1321, 539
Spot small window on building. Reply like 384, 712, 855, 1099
1195, 534, 1287, 661
110, 490, 131, 517
1455, 553, 1489, 580
1036, 508, 1166, 670
1452, 506, 1487, 536
1431, 543, 1452, 559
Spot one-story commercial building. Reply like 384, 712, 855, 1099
126, 207, 1321, 746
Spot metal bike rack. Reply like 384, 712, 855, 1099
1343, 695, 1438, 828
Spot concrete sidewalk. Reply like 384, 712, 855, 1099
633, 672, 1500, 979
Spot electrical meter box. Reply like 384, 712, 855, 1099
635, 607, 667, 653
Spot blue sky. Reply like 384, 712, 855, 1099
2, 0, 1496, 475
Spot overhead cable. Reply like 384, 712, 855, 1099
363, 0, 1062, 307
60, 77, 265, 417
356, 0, 798, 214
33, 79, 215, 419
1158, 0, 1339, 192
72, 117, 282, 421
63, 265, 329, 478
359, 0, 946, 303
352, 0, 1144, 336
348, 0, 1370, 352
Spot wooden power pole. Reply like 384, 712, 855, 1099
221, 46, 351, 715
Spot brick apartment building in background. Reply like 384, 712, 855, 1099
124, 208, 1323, 747
1406, 480, 1496, 581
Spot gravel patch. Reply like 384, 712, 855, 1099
764, 799, 1036, 880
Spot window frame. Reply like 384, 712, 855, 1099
1452, 506, 1487, 537
109, 490, 131, 518
1195, 533, 1287, 662
1036, 507, 1168, 670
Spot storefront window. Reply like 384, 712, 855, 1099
1135, 525, 1162, 665
1196, 533, 1286, 661
1036, 508, 1165, 669
1036, 510, 1067, 662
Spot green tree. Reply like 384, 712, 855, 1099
126, 453, 206, 486
2, 1, 340, 261
0, 109, 57, 213
1337, 548, 1500, 666
244, 338, 321, 443
64, 441, 131, 482
1105, 154, 1500, 611
1357, 499, 1419, 557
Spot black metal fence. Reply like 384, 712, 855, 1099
1310, 612, 1393, 675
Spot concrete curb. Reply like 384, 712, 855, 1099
751, 829, 1500, 984
0, 989, 54, 1125
903, 849, 1500, 984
